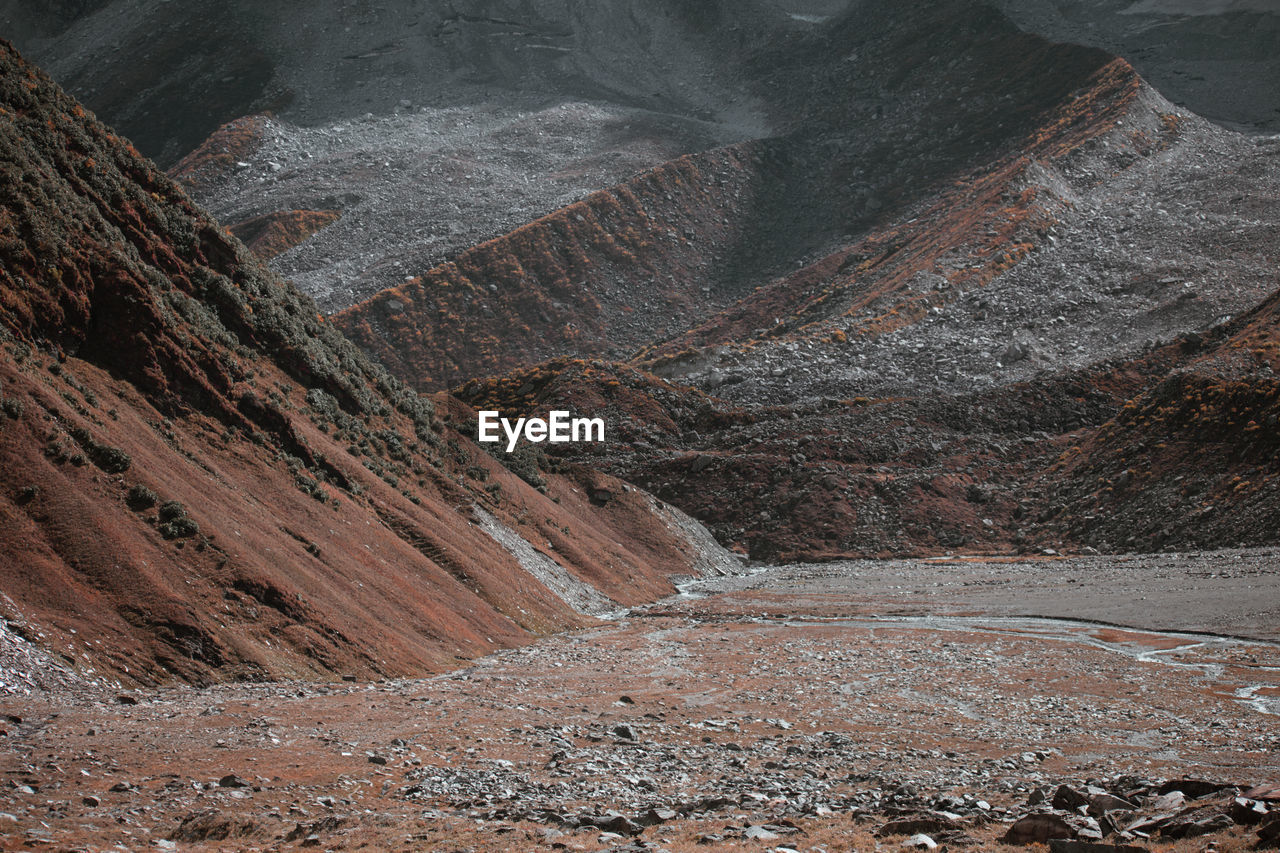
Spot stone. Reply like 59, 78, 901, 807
744, 825, 779, 841
1048, 841, 1147, 853
612, 723, 638, 741
1052, 785, 1090, 811
218, 774, 250, 788
1003, 813, 1077, 845
82, 795, 100, 807
367, 753, 388, 765
1231, 797, 1269, 825
901, 833, 938, 850
116, 694, 139, 705
1246, 784, 1280, 803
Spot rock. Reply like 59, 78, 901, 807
367, 753, 388, 765
116, 694, 139, 705
1003, 813, 1077, 845
1246, 783, 1280, 803
82, 795, 100, 807
1231, 797, 1269, 825
612, 723, 638, 741
1156, 779, 1234, 799
877, 814, 962, 837
218, 774, 250, 788
902, 833, 938, 850
1048, 841, 1147, 853
1053, 785, 1090, 812
1149, 791, 1185, 811
744, 825, 779, 841
1258, 812, 1280, 847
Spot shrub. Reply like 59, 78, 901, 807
160, 516, 199, 539
158, 500, 186, 523
88, 444, 131, 474
126, 485, 158, 510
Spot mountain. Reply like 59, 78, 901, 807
1, 0, 785, 166
4, 0, 1280, 652
0, 39, 734, 687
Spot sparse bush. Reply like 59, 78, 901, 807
88, 444, 131, 474
160, 516, 199, 539
1, 397, 23, 419
158, 500, 186, 523
126, 485, 157, 510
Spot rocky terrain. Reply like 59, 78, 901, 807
2, 551, 1278, 851
0, 38, 737, 690
2, 2, 1280, 851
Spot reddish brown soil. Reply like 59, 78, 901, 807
1, 554, 1276, 852
0, 40, 718, 687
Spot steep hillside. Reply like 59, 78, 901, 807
451, 39, 1280, 560
0, 40, 733, 688
336, 2, 1143, 387
999, 0, 1280, 132
2, 0, 784, 166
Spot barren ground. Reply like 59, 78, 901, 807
2, 550, 1277, 851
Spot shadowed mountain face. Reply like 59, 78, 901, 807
3, 0, 1277, 173
0, 0, 788, 166
0, 39, 734, 686
998, 0, 1280, 132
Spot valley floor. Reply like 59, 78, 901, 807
2, 551, 1279, 851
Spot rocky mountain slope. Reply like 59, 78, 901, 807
0, 39, 735, 688
1, 0, 783, 167
998, 0, 1280, 132
435, 7, 1280, 560
4, 0, 1280, 634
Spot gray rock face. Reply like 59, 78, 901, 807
998, 0, 1280, 131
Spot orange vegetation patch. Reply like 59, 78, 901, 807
167, 114, 269, 193
334, 143, 769, 391
229, 209, 341, 259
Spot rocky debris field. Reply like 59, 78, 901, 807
183, 103, 754, 312
657, 102, 1280, 408
2, 550, 1277, 852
